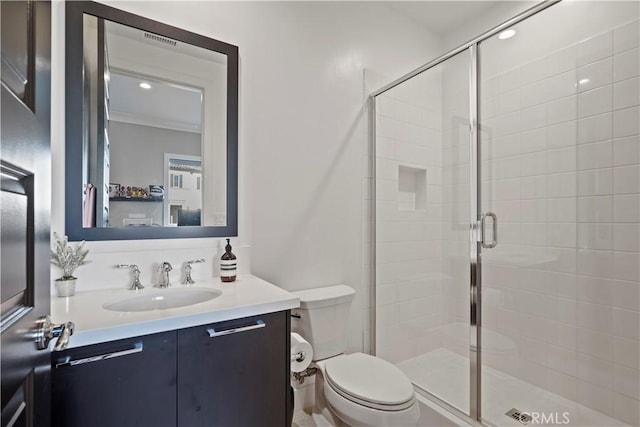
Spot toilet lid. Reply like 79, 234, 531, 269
324, 353, 414, 408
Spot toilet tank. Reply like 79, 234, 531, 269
291, 285, 355, 361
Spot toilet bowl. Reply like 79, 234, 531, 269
291, 285, 420, 426
316, 353, 420, 426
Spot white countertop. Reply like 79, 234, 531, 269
50, 274, 299, 350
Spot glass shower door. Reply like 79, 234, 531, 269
374, 49, 473, 416
478, 2, 640, 426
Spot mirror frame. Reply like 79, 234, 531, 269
65, 1, 238, 240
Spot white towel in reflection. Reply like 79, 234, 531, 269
83, 184, 95, 227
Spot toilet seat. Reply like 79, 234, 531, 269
324, 353, 415, 411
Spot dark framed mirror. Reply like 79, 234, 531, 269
65, 1, 238, 240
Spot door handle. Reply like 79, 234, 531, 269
35, 315, 74, 351
481, 212, 497, 249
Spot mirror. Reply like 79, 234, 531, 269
65, 1, 238, 240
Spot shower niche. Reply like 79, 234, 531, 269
397, 165, 427, 212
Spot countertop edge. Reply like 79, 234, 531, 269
60, 298, 298, 350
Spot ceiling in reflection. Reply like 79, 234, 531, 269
109, 71, 203, 132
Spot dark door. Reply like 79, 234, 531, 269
1, 1, 52, 426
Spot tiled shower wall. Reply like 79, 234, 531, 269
373, 50, 472, 363
480, 20, 640, 425
374, 70, 445, 363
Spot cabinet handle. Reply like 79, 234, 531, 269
55, 342, 143, 368
207, 320, 265, 338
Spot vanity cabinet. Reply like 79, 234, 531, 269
51, 331, 177, 427
177, 311, 289, 427
51, 311, 291, 427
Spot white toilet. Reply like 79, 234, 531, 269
291, 285, 420, 427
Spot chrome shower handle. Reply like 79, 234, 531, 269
481, 212, 497, 249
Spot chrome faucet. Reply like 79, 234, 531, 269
115, 264, 144, 290
183, 259, 205, 284
157, 262, 173, 288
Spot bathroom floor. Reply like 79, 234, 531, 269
398, 349, 627, 427
292, 410, 317, 427
292, 410, 334, 427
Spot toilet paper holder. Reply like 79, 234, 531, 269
292, 367, 317, 384
290, 332, 312, 373
291, 350, 307, 363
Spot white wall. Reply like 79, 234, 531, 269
108, 122, 200, 227
51, 1, 440, 352
109, 121, 201, 187
231, 1, 441, 353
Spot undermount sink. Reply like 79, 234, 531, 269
103, 288, 222, 312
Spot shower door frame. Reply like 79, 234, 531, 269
369, 0, 561, 422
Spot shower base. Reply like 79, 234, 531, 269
398, 348, 628, 427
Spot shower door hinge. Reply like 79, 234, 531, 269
472, 221, 481, 243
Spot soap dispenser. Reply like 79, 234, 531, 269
220, 238, 237, 282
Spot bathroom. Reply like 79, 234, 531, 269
1, 0, 638, 426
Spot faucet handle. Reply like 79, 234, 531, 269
155, 262, 173, 288
183, 259, 204, 285
115, 264, 138, 270
115, 264, 144, 290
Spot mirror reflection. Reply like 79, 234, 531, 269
82, 15, 227, 228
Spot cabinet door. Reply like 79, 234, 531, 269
51, 331, 177, 427
178, 311, 289, 427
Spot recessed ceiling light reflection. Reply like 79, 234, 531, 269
139, 82, 152, 90
498, 29, 516, 40
579, 78, 590, 85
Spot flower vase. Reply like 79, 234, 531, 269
55, 277, 77, 297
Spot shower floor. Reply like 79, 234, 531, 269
398, 349, 628, 427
